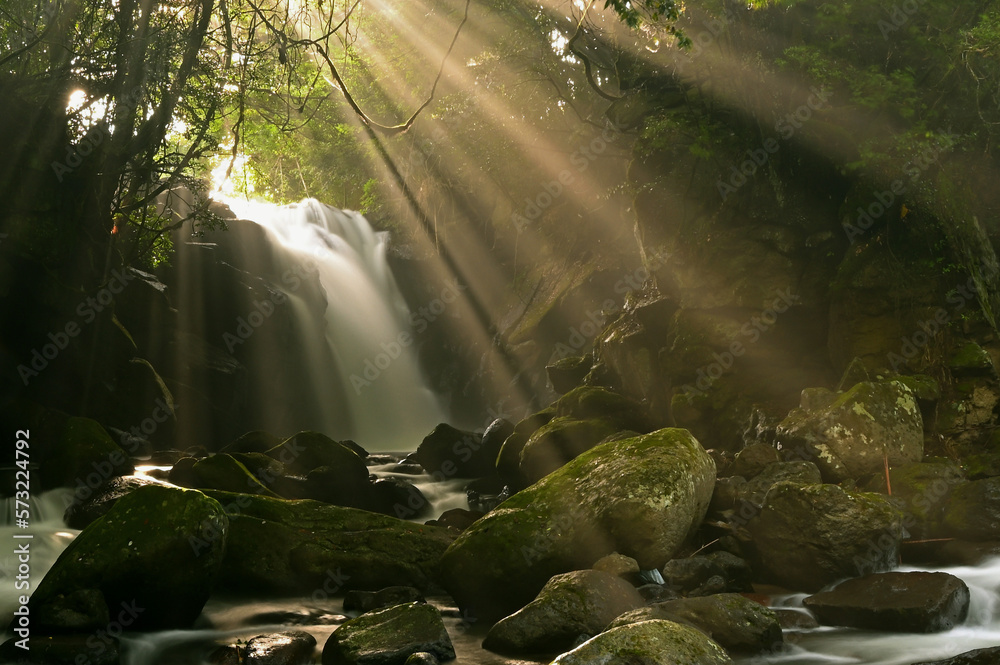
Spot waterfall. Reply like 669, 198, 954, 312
220, 197, 446, 451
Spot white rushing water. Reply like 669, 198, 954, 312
222, 197, 446, 452
0, 489, 78, 620
747, 557, 1000, 665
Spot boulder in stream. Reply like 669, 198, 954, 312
774, 380, 923, 482
322, 602, 455, 665
482, 569, 644, 655
607, 593, 782, 654
748, 482, 903, 592
440, 428, 715, 621
30, 485, 228, 632
550, 619, 732, 665
803, 571, 970, 632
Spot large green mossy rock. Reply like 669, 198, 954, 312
191, 454, 280, 496
496, 408, 556, 488
483, 570, 644, 655
266, 431, 368, 476
608, 594, 782, 654
440, 429, 715, 621
748, 482, 904, 592
204, 491, 456, 593
321, 602, 455, 665
941, 478, 1000, 541
519, 417, 620, 484
30, 485, 227, 632
550, 619, 732, 665
774, 380, 923, 482
41, 416, 133, 491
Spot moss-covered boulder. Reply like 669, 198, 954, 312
41, 416, 133, 491
941, 477, 1000, 541
748, 482, 903, 591
879, 461, 965, 538
550, 619, 732, 665
63, 475, 158, 529
607, 594, 781, 654
204, 491, 456, 593
774, 380, 923, 482
554, 386, 651, 431
739, 461, 822, 508
519, 417, 621, 483
414, 423, 492, 479
266, 431, 368, 476
483, 570, 644, 655
191, 454, 280, 496
440, 429, 715, 621
30, 485, 227, 631
546, 355, 592, 394
321, 603, 455, 665
496, 408, 556, 488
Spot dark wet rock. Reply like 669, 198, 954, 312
64, 475, 158, 529
518, 416, 620, 483
482, 570, 644, 655
245, 631, 317, 665
774, 608, 819, 630
304, 464, 374, 510
439, 428, 715, 622
705, 551, 754, 592
496, 409, 555, 489
424, 509, 483, 531
803, 571, 970, 633
414, 424, 492, 479
0, 634, 120, 664
728, 444, 781, 480
710, 476, 747, 513
638, 584, 679, 602
739, 461, 822, 508
941, 477, 1000, 541
481, 418, 516, 463
221, 431, 282, 455
369, 478, 431, 520
191, 454, 280, 496
229, 452, 287, 483
608, 594, 782, 654
168, 456, 199, 487
31, 485, 227, 632
662, 557, 720, 594
747, 482, 903, 592
592, 553, 640, 577
267, 432, 368, 476
205, 491, 455, 594
911, 647, 1000, 665
321, 602, 455, 665
41, 416, 134, 491
546, 356, 593, 394
344, 587, 425, 614
774, 380, 923, 483
551, 619, 732, 665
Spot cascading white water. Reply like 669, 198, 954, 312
0, 489, 78, 620
223, 197, 446, 451
746, 557, 1000, 665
